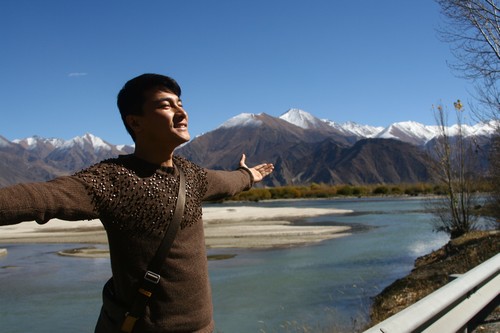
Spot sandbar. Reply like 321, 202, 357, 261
0, 206, 352, 255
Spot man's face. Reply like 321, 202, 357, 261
133, 89, 190, 146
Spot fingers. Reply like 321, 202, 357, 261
255, 163, 274, 176
239, 154, 247, 167
238, 153, 274, 180
255, 163, 272, 171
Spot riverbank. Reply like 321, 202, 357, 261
369, 230, 500, 332
0, 206, 353, 255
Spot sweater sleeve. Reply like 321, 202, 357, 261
202, 168, 254, 202
0, 176, 97, 226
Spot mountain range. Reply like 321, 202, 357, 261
0, 109, 496, 187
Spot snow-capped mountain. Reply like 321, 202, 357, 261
279, 108, 328, 129
1, 108, 496, 187
0, 134, 134, 187
13, 133, 129, 153
278, 109, 497, 146
10, 110, 495, 153
218, 113, 264, 129
13, 136, 65, 150
323, 120, 384, 139
280, 108, 383, 138
375, 121, 439, 146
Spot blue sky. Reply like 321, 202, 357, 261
1, 1, 475, 145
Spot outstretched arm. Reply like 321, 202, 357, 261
203, 154, 274, 201
238, 154, 274, 183
0, 176, 97, 226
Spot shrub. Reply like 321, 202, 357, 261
372, 186, 390, 195
337, 185, 353, 196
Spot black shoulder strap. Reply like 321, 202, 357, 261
121, 165, 186, 333
147, 166, 185, 272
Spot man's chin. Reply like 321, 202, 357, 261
177, 133, 191, 144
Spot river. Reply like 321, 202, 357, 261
0, 197, 450, 333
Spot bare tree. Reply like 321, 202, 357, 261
428, 101, 481, 238
435, 0, 500, 119
436, 0, 500, 224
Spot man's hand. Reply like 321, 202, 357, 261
239, 154, 274, 183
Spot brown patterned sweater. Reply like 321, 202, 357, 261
0, 154, 254, 333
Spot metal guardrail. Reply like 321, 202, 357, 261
363, 253, 500, 333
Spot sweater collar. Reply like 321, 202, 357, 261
118, 154, 176, 176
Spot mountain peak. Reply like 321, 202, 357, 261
13, 136, 65, 150
376, 121, 439, 144
323, 120, 384, 138
279, 108, 324, 129
218, 113, 264, 129
67, 133, 111, 152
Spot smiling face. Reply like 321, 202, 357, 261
126, 88, 190, 149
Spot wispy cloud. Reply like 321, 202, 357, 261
68, 72, 88, 77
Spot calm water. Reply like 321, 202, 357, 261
0, 198, 450, 333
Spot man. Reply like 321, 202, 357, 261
0, 73, 274, 332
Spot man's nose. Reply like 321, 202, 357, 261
175, 107, 188, 118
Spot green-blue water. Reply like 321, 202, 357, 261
0, 198, 451, 332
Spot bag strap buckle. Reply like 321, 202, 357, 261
144, 270, 161, 284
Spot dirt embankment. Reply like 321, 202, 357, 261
370, 230, 499, 325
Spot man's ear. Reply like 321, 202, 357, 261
126, 115, 143, 134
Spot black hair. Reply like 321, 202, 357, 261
117, 73, 182, 141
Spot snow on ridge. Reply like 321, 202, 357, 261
342, 121, 384, 138
24, 137, 38, 146
116, 144, 134, 152
64, 133, 112, 151
8, 133, 133, 152
6, 133, 136, 153
469, 120, 499, 136
375, 121, 439, 143
324, 119, 383, 137
219, 113, 263, 129
3, 116, 497, 152
445, 120, 499, 138
279, 108, 323, 129
281, 108, 385, 137
279, 109, 497, 141
13, 136, 66, 149
84, 133, 111, 151
12, 137, 38, 148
